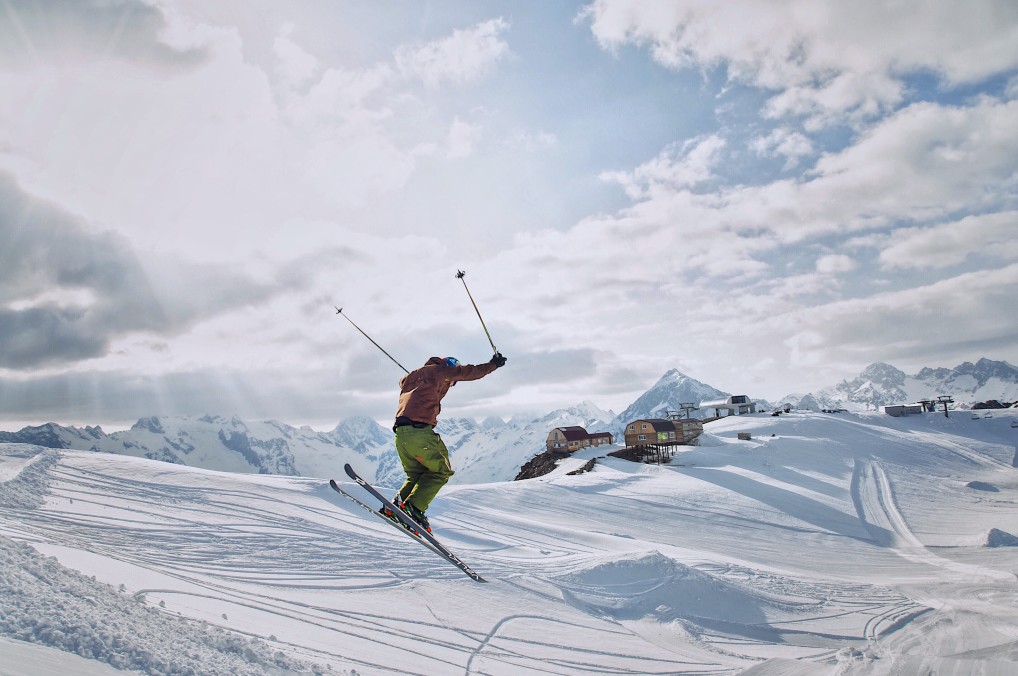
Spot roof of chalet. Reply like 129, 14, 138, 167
626, 418, 702, 433
589, 431, 612, 438
627, 418, 680, 432
553, 426, 591, 441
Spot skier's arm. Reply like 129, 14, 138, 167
447, 354, 507, 382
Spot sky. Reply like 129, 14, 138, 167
1, 0, 1017, 430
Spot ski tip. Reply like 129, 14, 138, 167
329, 478, 339, 489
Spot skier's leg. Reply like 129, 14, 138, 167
402, 427, 454, 512
394, 429, 428, 502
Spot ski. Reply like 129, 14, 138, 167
329, 480, 446, 556
331, 464, 487, 583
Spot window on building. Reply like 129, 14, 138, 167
638, 434, 646, 441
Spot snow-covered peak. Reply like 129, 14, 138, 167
329, 416, 391, 452
0, 423, 106, 449
857, 362, 907, 388
791, 358, 1018, 411
612, 369, 728, 433
570, 400, 614, 421
534, 401, 614, 430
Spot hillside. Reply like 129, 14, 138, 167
3, 410, 1018, 674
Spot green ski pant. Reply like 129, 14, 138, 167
393, 425, 455, 512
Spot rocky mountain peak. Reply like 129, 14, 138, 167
857, 362, 906, 387
790, 357, 1018, 411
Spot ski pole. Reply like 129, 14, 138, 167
334, 307, 409, 374
455, 270, 498, 354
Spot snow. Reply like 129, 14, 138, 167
803, 359, 1018, 413
2, 410, 1018, 674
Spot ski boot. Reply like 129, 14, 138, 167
380, 495, 403, 523
401, 501, 432, 534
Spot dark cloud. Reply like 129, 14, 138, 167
0, 367, 392, 430
0, 172, 285, 369
0, 306, 106, 366
0, 0, 207, 69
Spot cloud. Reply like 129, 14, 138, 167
507, 129, 559, 153
0, 0, 207, 69
580, 96, 1017, 267
272, 23, 319, 89
580, 0, 1018, 126
1007, 74, 1018, 100
394, 18, 510, 89
816, 254, 857, 275
600, 134, 726, 199
751, 128, 814, 170
715, 97, 1018, 244
0, 12, 518, 264
876, 212, 1018, 270
780, 263, 1018, 368
0, 173, 283, 369
261, 18, 512, 214
446, 116, 482, 158
0, 367, 392, 428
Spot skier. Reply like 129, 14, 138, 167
385, 353, 507, 532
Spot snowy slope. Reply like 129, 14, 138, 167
3, 410, 1018, 675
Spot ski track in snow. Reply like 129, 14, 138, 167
3, 410, 1018, 674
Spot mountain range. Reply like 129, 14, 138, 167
783, 358, 1018, 411
3, 358, 1016, 485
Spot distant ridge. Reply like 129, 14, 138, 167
4, 357, 1016, 482
782, 358, 1018, 411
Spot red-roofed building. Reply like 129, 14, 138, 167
546, 426, 614, 452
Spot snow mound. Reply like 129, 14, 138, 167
0, 535, 314, 675
555, 551, 786, 626
0, 444, 57, 509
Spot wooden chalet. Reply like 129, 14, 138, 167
546, 426, 614, 453
623, 418, 703, 449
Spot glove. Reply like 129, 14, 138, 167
490, 352, 507, 368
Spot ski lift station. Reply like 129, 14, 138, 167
884, 404, 925, 417
700, 395, 757, 417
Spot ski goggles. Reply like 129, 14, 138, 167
444, 357, 460, 367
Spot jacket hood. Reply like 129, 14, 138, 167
425, 357, 445, 366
